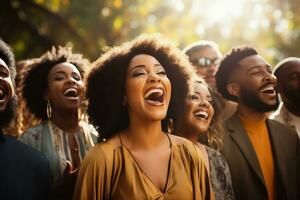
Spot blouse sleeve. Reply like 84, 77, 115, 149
73, 144, 112, 200
194, 145, 215, 200
182, 141, 215, 200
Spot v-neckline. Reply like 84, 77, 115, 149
121, 142, 173, 194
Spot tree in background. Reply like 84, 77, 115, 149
0, 0, 299, 65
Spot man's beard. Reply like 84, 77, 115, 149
0, 96, 17, 129
240, 85, 280, 112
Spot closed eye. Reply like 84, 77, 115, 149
207, 99, 213, 104
72, 74, 82, 81
54, 74, 65, 80
131, 67, 147, 77
131, 72, 146, 77
157, 71, 166, 76
189, 94, 199, 100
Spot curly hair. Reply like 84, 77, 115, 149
0, 38, 16, 82
86, 34, 195, 140
207, 89, 224, 150
216, 46, 257, 102
20, 46, 90, 121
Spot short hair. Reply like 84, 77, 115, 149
21, 46, 89, 121
0, 39, 16, 82
86, 34, 195, 140
183, 40, 221, 58
273, 57, 300, 78
216, 46, 258, 102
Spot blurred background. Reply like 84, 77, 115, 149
0, 0, 299, 65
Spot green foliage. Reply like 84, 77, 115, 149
0, 0, 299, 66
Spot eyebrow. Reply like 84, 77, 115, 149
194, 91, 212, 98
129, 63, 162, 73
53, 71, 80, 77
247, 65, 272, 73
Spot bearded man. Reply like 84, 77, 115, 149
216, 46, 300, 200
0, 39, 51, 200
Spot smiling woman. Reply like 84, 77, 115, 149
173, 75, 235, 200
73, 34, 214, 200
18, 47, 98, 187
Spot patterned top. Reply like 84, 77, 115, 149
206, 146, 235, 200
19, 120, 98, 183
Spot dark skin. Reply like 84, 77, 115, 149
46, 62, 84, 170
277, 60, 300, 117
227, 55, 277, 120
109, 54, 190, 193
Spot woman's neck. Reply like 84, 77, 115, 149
122, 118, 166, 150
50, 108, 79, 133
176, 125, 200, 144
177, 131, 198, 144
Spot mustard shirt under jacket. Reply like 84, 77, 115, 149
73, 138, 213, 200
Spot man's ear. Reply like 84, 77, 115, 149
227, 82, 240, 98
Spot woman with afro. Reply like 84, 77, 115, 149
73, 34, 214, 200
19, 46, 98, 185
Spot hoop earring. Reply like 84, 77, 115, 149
47, 100, 52, 119
167, 118, 174, 133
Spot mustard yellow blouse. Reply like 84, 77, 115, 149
73, 139, 213, 200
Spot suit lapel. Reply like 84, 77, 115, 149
266, 119, 288, 193
227, 114, 266, 186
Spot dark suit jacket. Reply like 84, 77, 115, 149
221, 113, 300, 200
0, 130, 52, 200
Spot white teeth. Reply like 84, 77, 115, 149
261, 86, 275, 93
64, 88, 78, 96
195, 111, 208, 119
144, 88, 163, 99
145, 100, 163, 106
0, 89, 3, 97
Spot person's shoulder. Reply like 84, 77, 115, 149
5, 135, 49, 164
82, 139, 118, 166
20, 122, 47, 139
267, 119, 299, 153
268, 118, 298, 138
205, 146, 228, 165
80, 121, 99, 137
168, 134, 192, 145
221, 112, 242, 135
168, 134, 203, 160
205, 146, 219, 155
